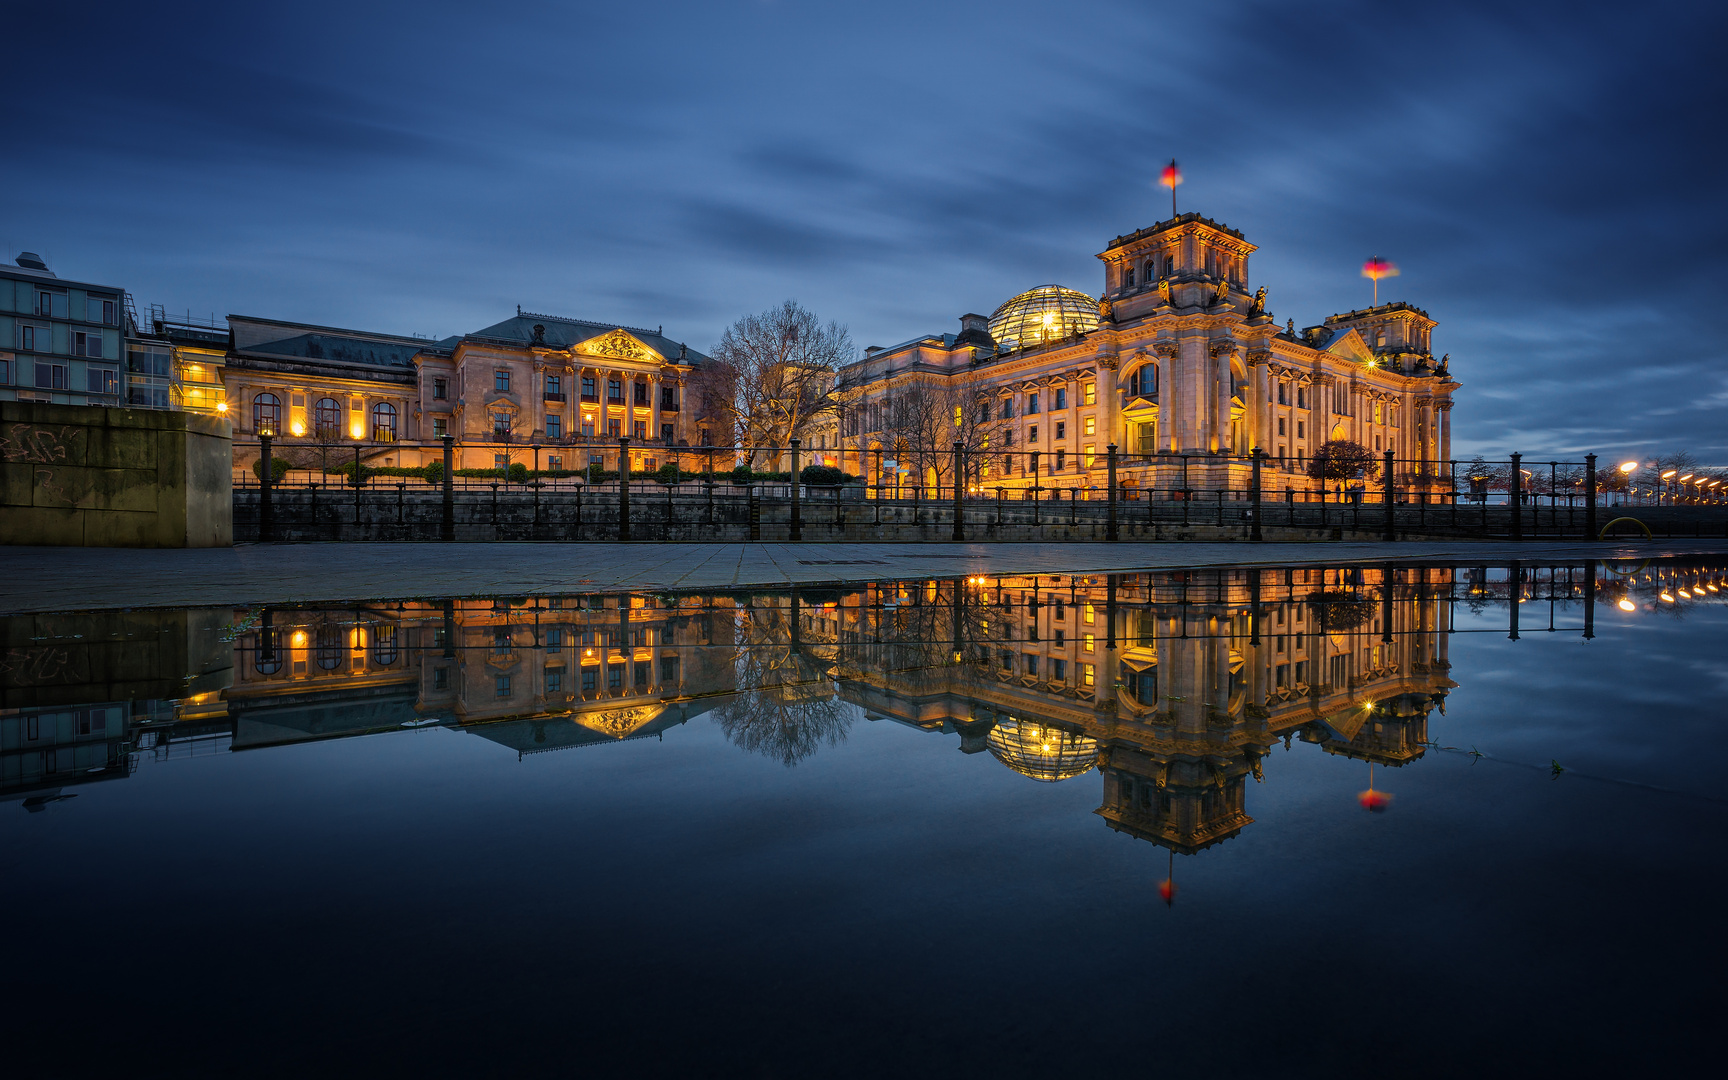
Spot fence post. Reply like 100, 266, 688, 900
951, 442, 965, 541
1250, 447, 1263, 542
1382, 448, 1396, 542
258, 434, 274, 542
1509, 452, 1523, 542
441, 434, 454, 541
1584, 453, 1598, 541
531, 442, 541, 539
1030, 452, 1040, 528
1106, 444, 1119, 541
790, 438, 802, 541
618, 436, 631, 541
354, 443, 364, 530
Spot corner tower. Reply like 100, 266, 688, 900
1097, 212, 1258, 324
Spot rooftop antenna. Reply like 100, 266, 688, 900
1159, 160, 1182, 220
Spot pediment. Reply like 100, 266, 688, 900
1325, 328, 1375, 364
574, 704, 664, 739
486, 397, 521, 415
578, 328, 662, 363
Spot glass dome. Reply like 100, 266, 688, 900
986, 717, 1099, 783
987, 284, 1100, 352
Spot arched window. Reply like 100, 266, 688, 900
1128, 364, 1158, 397
1145, 259, 1157, 282
254, 631, 281, 675
314, 397, 342, 438
253, 392, 281, 436
316, 626, 342, 671
372, 402, 397, 442
371, 624, 398, 666
1123, 264, 1135, 288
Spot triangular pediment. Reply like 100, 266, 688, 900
1325, 328, 1375, 364
578, 328, 662, 363
574, 704, 664, 739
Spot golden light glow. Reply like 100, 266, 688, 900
291, 631, 308, 647
217, 401, 228, 413
1660, 592, 1676, 603
1617, 599, 1637, 612
351, 423, 365, 438
290, 421, 306, 436
1618, 461, 1638, 473
1661, 470, 1677, 479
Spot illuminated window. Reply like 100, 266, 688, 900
1082, 663, 1094, 686
1084, 634, 1094, 652
315, 397, 342, 438
1029, 425, 1038, 444
1084, 417, 1095, 436
253, 393, 282, 435
371, 402, 397, 442
1083, 383, 1096, 406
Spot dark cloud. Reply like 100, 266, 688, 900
3, 0, 1724, 460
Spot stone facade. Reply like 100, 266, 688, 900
837, 212, 1458, 494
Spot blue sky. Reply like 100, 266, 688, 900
6, 0, 1723, 459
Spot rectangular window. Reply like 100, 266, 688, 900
1029, 425, 1038, 444
433, 667, 449, 690
548, 455, 562, 470
37, 290, 68, 318
661, 385, 677, 408
1084, 417, 1095, 436
1001, 399, 1013, 419
1027, 392, 1039, 414
546, 374, 561, 396
608, 378, 623, 401
1055, 421, 1066, 440
582, 668, 597, 692
1055, 388, 1067, 409
547, 415, 562, 438
1278, 381, 1289, 405
632, 420, 646, 440
493, 412, 510, 435
1083, 445, 1094, 468
0, 359, 9, 385
1025, 654, 1038, 676
979, 401, 992, 422
1082, 663, 1094, 686
1297, 386, 1308, 409
433, 378, 447, 400
36, 363, 67, 389
607, 664, 623, 689
582, 376, 597, 399
1137, 422, 1156, 455
1084, 633, 1095, 652
1083, 383, 1096, 406
495, 675, 512, 698
582, 418, 595, 437
495, 370, 510, 392
432, 418, 448, 438
86, 367, 118, 395
661, 423, 674, 443
1278, 417, 1286, 436
495, 454, 508, 471
19, 325, 37, 351
546, 670, 563, 694
633, 382, 648, 405
1053, 659, 1067, 680
607, 418, 621, 437
87, 296, 117, 325
1055, 449, 1066, 471
634, 660, 649, 687
660, 655, 679, 681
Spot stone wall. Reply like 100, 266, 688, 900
0, 401, 232, 548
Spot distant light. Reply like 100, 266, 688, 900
1618, 461, 1638, 473
216, 401, 228, 413
1617, 599, 1637, 612
1660, 593, 1676, 603
1661, 470, 1677, 479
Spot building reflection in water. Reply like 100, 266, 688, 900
5, 560, 1725, 861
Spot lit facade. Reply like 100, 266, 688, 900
837, 212, 1460, 494
219, 309, 715, 474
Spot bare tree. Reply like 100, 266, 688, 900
690, 300, 855, 471
877, 373, 1009, 495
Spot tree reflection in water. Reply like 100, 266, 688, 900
714, 596, 856, 766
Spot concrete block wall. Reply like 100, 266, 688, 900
0, 401, 233, 547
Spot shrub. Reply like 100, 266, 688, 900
423, 460, 443, 484
507, 462, 529, 483
1306, 440, 1378, 483
252, 456, 291, 481
798, 464, 855, 486
730, 464, 755, 482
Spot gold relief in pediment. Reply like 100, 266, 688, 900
576, 705, 660, 739
580, 329, 661, 363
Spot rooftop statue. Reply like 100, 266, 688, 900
1249, 286, 1268, 317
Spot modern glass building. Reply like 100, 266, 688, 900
0, 253, 130, 408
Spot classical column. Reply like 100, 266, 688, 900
1153, 342, 1178, 454
1209, 341, 1235, 454
650, 371, 662, 448
1095, 352, 1120, 460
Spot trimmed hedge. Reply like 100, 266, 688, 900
252, 457, 292, 480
